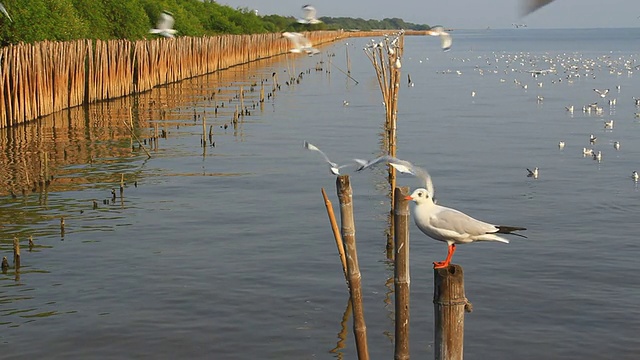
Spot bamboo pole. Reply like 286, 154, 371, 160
393, 187, 410, 360
434, 265, 471, 360
124, 108, 151, 159
13, 237, 20, 269
321, 187, 348, 283
336, 175, 369, 360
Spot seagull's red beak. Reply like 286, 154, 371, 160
404, 195, 413, 201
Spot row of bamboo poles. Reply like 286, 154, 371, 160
0, 30, 358, 129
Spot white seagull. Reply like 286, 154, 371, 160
0, 2, 12, 22
282, 32, 319, 55
613, 141, 620, 150
405, 187, 526, 269
426, 26, 452, 52
303, 141, 351, 175
604, 120, 614, 129
149, 11, 177, 38
354, 155, 434, 196
527, 167, 539, 179
633, 171, 639, 182
594, 88, 609, 98
297, 5, 322, 24
558, 141, 566, 149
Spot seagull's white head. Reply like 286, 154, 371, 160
405, 188, 434, 205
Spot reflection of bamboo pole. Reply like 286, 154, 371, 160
330, 297, 353, 359
124, 108, 151, 159
336, 175, 369, 360
321, 187, 348, 283
393, 187, 410, 360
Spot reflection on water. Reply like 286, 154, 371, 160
2, 30, 640, 359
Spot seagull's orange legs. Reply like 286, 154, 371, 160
433, 244, 456, 269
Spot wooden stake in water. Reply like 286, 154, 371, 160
336, 175, 370, 360
120, 173, 125, 198
60, 216, 65, 238
202, 116, 207, 147
321, 187, 348, 284
393, 187, 410, 360
13, 237, 20, 269
1, 257, 8, 272
434, 265, 471, 360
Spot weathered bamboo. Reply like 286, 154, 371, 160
13, 237, 20, 269
202, 116, 207, 146
321, 187, 348, 283
434, 265, 470, 360
393, 186, 410, 360
336, 175, 369, 360
124, 109, 151, 159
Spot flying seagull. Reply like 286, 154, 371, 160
0, 2, 11, 22
149, 11, 177, 38
282, 32, 320, 55
426, 26, 452, 52
297, 5, 322, 24
303, 141, 352, 175
521, 0, 556, 16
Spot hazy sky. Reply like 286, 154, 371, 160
217, 0, 640, 29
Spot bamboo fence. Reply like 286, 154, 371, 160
0, 30, 369, 129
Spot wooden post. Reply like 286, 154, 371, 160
321, 187, 348, 283
336, 175, 370, 360
13, 237, 20, 269
394, 187, 410, 360
434, 265, 471, 360
60, 216, 65, 238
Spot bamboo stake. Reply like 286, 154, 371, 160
13, 237, 20, 269
336, 175, 370, 360
434, 265, 471, 360
393, 187, 410, 360
321, 187, 348, 283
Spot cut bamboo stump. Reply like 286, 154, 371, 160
336, 175, 370, 360
393, 187, 410, 360
434, 264, 471, 360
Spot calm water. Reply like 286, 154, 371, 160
2, 28, 640, 359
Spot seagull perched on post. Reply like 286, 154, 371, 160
297, 5, 322, 24
149, 11, 177, 38
355, 155, 526, 268
406, 188, 526, 269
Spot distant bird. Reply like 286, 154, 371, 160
0, 2, 12, 22
343, 100, 349, 106
303, 141, 351, 175
520, 0, 555, 16
604, 120, 614, 129
394, 57, 402, 69
592, 151, 602, 162
149, 11, 177, 38
558, 141, 565, 149
297, 4, 322, 24
282, 32, 319, 55
589, 134, 597, 144
426, 26, 452, 51
633, 171, 639, 182
565, 105, 574, 113
527, 167, 539, 179
405, 187, 526, 269
583, 147, 594, 156
594, 88, 610, 98
613, 141, 620, 150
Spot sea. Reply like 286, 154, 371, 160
1, 28, 640, 359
